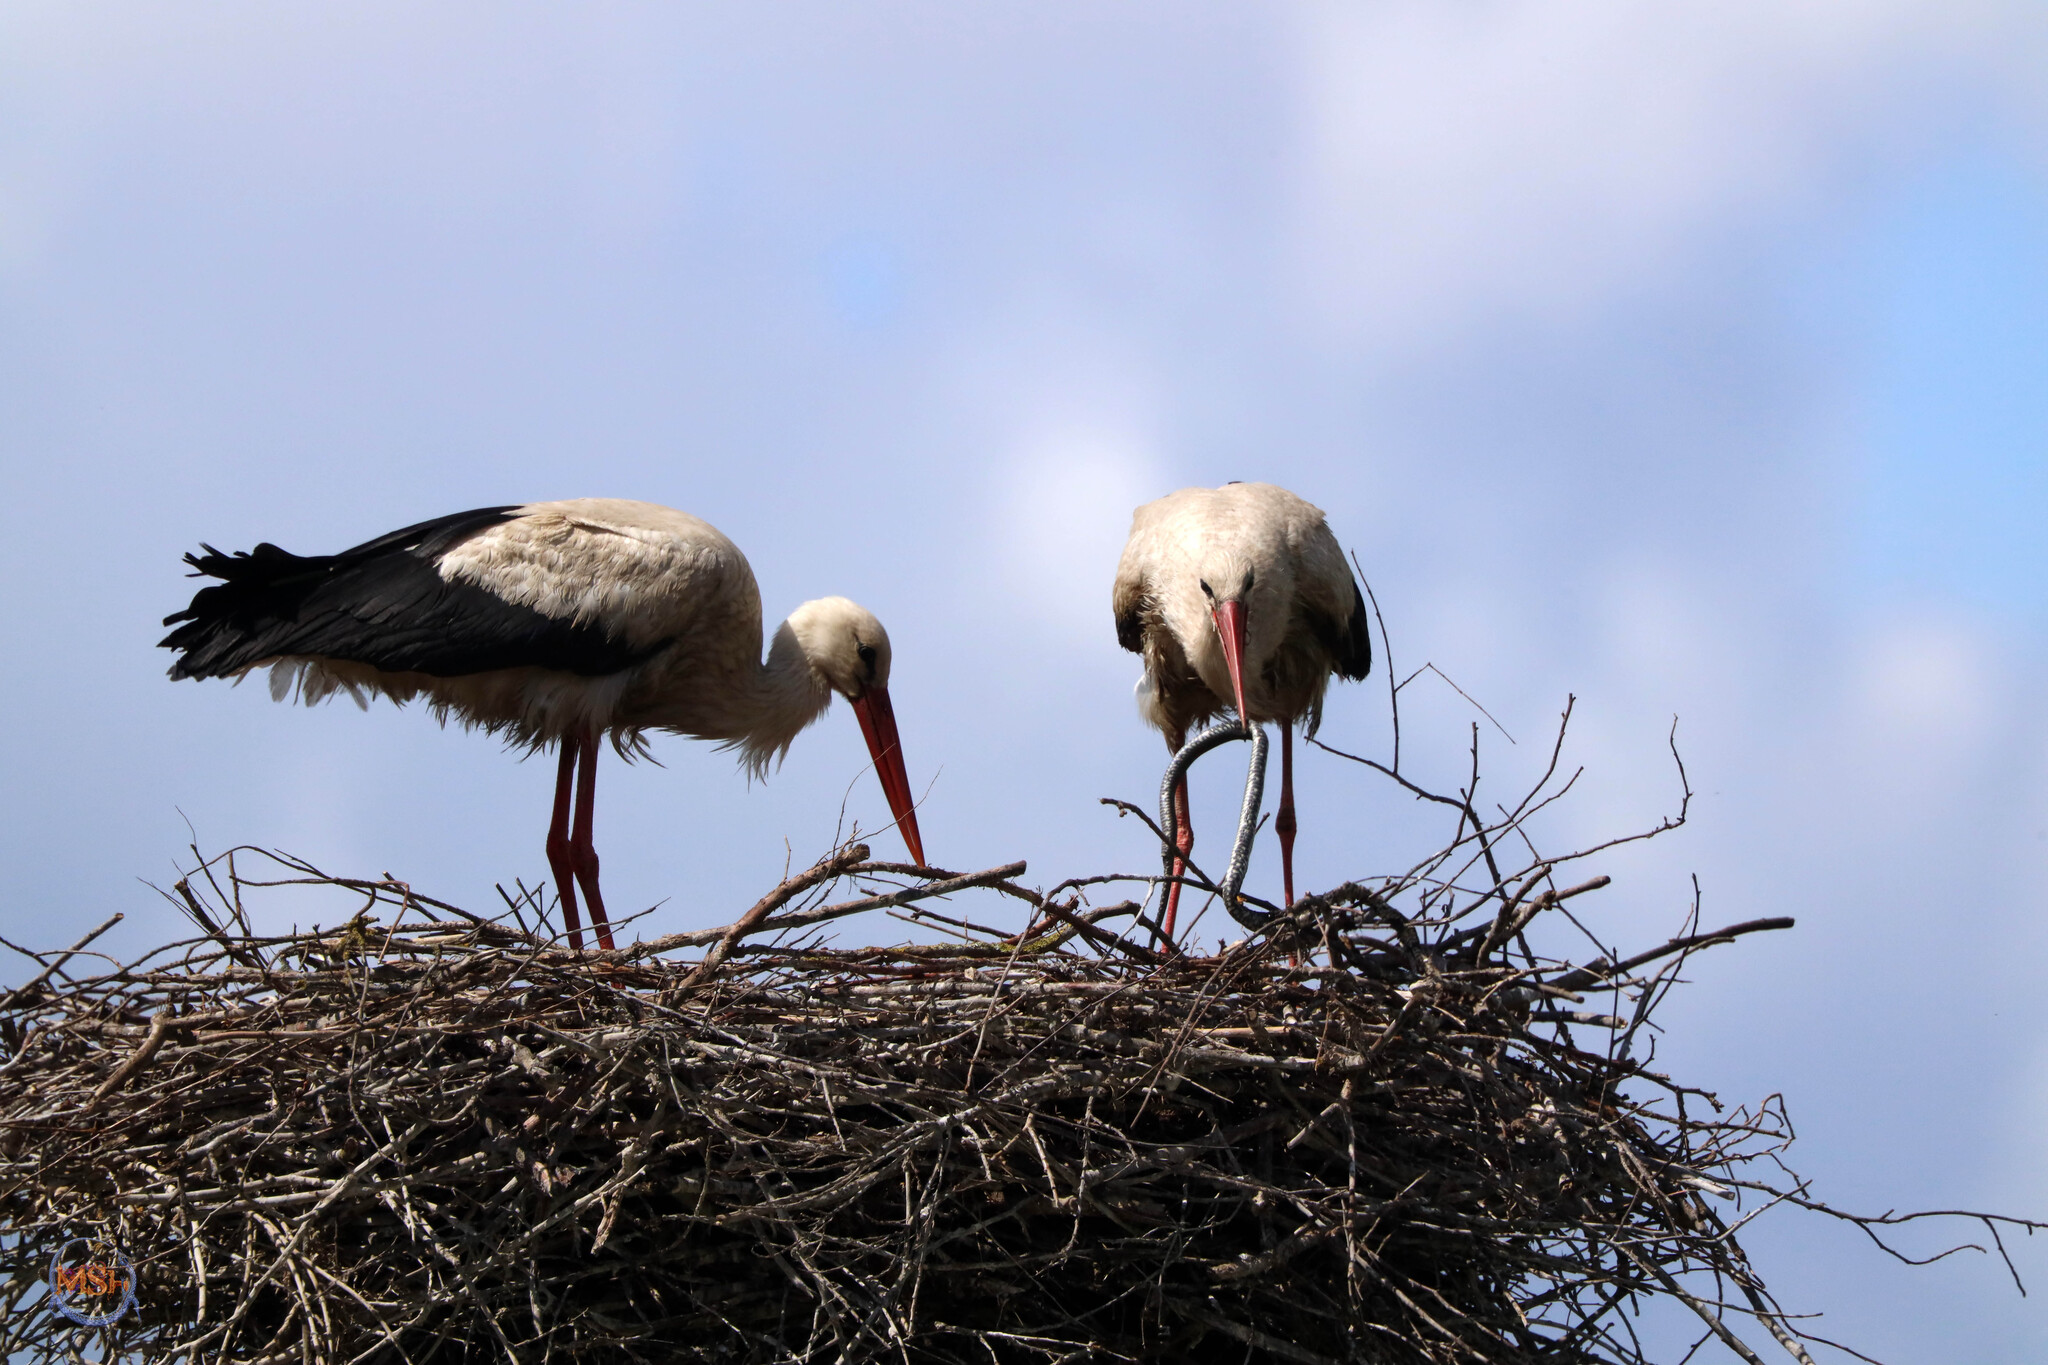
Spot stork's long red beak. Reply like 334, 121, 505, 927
852, 684, 926, 867
1211, 597, 1252, 728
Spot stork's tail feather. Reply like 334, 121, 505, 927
176, 541, 308, 587
161, 543, 341, 680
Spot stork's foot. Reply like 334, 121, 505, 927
570, 727, 616, 953
546, 833, 586, 952
571, 842, 615, 954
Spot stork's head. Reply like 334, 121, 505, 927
786, 596, 926, 866
787, 596, 894, 700
1195, 554, 1256, 727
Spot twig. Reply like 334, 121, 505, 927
0, 913, 122, 1010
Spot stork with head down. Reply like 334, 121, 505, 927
161, 498, 927, 952
1113, 482, 1372, 942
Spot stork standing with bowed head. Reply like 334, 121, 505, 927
162, 499, 927, 952
1113, 482, 1373, 942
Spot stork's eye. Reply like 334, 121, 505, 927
1199, 579, 1214, 599
857, 643, 878, 674
1244, 568, 1255, 591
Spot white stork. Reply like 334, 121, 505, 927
1112, 482, 1372, 941
161, 498, 927, 952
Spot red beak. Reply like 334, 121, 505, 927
1210, 597, 1252, 727
852, 684, 927, 867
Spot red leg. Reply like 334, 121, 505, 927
572, 729, 615, 952
1277, 722, 1297, 909
1162, 727, 1192, 945
547, 739, 584, 951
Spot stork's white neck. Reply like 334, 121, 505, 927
633, 595, 885, 772
724, 619, 838, 778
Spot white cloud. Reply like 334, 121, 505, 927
993, 428, 1166, 644
1849, 611, 1994, 750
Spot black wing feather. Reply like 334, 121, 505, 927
1305, 576, 1373, 681
1115, 603, 1146, 654
161, 506, 663, 681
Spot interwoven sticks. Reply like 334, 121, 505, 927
3, 765, 2037, 1364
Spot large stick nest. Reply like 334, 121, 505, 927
2, 710, 2033, 1363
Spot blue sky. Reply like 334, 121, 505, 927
1859, 149, 2048, 616
4, 3, 2048, 1357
